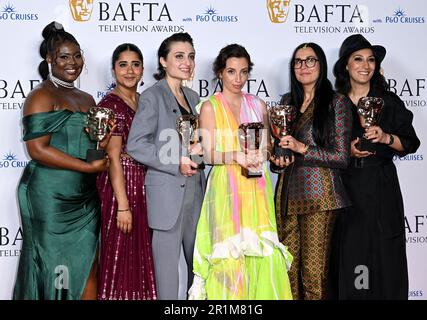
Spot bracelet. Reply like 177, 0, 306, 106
117, 208, 130, 212
387, 134, 395, 146
301, 143, 309, 155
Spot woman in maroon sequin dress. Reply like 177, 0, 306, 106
96, 43, 156, 300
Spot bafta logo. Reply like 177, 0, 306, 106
267, 0, 291, 23
69, 0, 94, 22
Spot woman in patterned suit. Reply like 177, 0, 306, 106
273, 42, 353, 299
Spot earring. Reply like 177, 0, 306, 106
48, 62, 52, 75
345, 65, 349, 71
182, 70, 195, 89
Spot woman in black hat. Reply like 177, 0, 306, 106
273, 42, 353, 300
331, 34, 420, 299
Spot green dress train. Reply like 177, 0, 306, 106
13, 110, 100, 300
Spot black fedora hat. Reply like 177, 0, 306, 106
335, 34, 386, 67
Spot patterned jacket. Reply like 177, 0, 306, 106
276, 93, 352, 215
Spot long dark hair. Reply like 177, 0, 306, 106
289, 42, 335, 147
153, 32, 194, 80
212, 43, 254, 81
38, 21, 80, 80
333, 51, 388, 95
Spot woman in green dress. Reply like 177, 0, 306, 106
13, 21, 111, 300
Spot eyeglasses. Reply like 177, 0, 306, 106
293, 57, 318, 69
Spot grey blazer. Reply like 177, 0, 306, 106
127, 79, 205, 230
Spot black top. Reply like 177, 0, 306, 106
176, 91, 193, 115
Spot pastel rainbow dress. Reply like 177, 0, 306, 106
189, 92, 293, 300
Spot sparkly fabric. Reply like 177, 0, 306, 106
96, 93, 157, 300
189, 92, 293, 300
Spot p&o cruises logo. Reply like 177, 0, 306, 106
182, 5, 238, 23
96, 82, 115, 100
0, 3, 39, 21
374, 8, 425, 24
0, 152, 29, 169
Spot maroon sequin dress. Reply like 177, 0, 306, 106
96, 93, 157, 300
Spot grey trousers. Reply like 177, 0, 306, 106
151, 173, 202, 300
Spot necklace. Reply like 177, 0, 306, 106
49, 74, 75, 89
114, 88, 137, 110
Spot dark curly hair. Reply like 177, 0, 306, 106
212, 44, 253, 81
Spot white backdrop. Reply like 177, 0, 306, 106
0, 0, 426, 300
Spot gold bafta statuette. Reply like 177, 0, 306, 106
269, 104, 298, 172
85, 107, 115, 162
356, 96, 384, 153
176, 114, 205, 170
238, 122, 264, 178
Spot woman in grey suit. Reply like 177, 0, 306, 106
127, 33, 205, 300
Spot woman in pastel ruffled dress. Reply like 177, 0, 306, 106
189, 44, 293, 300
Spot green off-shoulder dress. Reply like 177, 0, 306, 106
13, 110, 100, 300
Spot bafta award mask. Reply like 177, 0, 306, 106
269, 104, 298, 139
69, 0, 94, 22
85, 107, 115, 162
267, 0, 291, 23
176, 114, 205, 169
86, 107, 115, 142
356, 96, 384, 153
238, 122, 264, 178
176, 114, 198, 148
357, 96, 384, 128
268, 104, 298, 172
